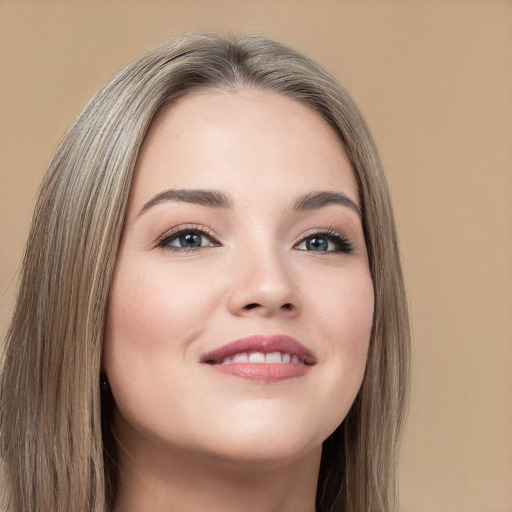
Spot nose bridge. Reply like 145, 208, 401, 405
227, 234, 299, 316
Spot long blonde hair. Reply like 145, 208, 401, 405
1, 33, 410, 512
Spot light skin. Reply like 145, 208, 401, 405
104, 88, 374, 512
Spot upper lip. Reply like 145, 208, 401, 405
200, 334, 317, 365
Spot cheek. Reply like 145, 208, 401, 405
313, 266, 374, 351
106, 259, 219, 351
102, 258, 222, 401
306, 267, 374, 432
102, 257, 228, 444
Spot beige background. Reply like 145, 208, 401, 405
1, 1, 511, 511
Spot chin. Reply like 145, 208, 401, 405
181, 409, 337, 470
195, 434, 323, 472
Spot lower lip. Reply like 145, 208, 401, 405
208, 363, 311, 382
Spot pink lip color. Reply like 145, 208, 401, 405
200, 334, 316, 382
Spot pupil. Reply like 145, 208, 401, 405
179, 233, 201, 247
307, 237, 328, 251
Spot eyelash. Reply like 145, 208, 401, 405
296, 228, 353, 254
155, 225, 220, 252
155, 225, 353, 254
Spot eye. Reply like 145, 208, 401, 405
295, 229, 353, 254
156, 226, 220, 252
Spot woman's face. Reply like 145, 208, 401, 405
104, 88, 374, 468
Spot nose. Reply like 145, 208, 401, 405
226, 245, 301, 318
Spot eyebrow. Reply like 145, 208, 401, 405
292, 191, 362, 218
138, 188, 362, 218
138, 189, 233, 215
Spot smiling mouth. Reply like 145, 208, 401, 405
200, 335, 316, 381
206, 351, 313, 366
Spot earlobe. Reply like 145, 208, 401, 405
100, 373, 110, 393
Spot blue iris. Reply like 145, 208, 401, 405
306, 237, 328, 251
178, 233, 202, 248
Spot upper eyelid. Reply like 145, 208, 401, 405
155, 224, 220, 247
154, 225, 351, 248
294, 228, 353, 253
294, 227, 348, 241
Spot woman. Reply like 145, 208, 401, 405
0, 33, 410, 512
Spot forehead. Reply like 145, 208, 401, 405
129, 88, 359, 209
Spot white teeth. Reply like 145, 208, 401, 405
248, 352, 265, 363
219, 351, 301, 364
266, 352, 283, 363
232, 353, 249, 363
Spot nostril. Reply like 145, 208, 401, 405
240, 302, 296, 313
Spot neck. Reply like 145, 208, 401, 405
112, 433, 321, 512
